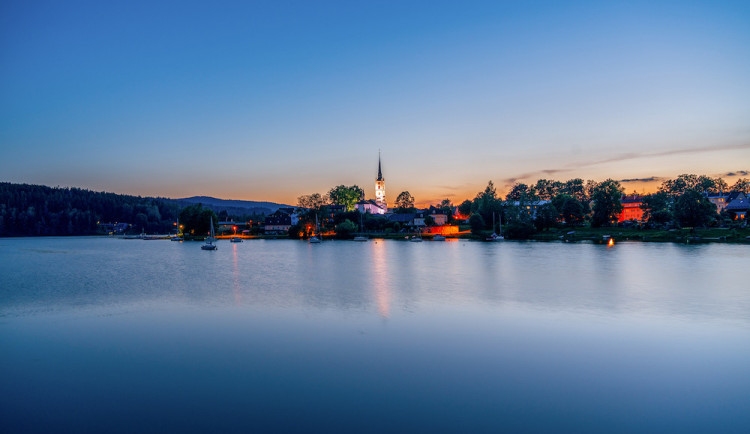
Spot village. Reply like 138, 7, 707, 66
208, 156, 749, 242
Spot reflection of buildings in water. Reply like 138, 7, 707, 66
232, 244, 242, 305
372, 241, 390, 318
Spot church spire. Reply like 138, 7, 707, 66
377, 150, 383, 181
375, 151, 386, 210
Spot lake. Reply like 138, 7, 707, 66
1, 237, 749, 433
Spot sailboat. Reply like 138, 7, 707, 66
201, 217, 218, 250
409, 224, 423, 242
309, 214, 322, 243
353, 212, 368, 241
487, 212, 504, 241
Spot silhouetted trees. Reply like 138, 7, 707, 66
732, 178, 749, 193
640, 192, 672, 225
395, 191, 416, 212
0, 183, 181, 236
178, 204, 218, 236
327, 185, 364, 211
591, 179, 624, 227
673, 190, 716, 228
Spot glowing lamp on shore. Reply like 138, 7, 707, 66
608, 238, 615, 247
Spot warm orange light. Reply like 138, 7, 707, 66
424, 225, 460, 236
608, 238, 615, 247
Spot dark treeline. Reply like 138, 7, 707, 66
457, 174, 749, 238
0, 183, 182, 236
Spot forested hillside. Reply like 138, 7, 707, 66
0, 183, 181, 236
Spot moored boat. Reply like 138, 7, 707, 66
309, 214, 322, 243
202, 217, 217, 250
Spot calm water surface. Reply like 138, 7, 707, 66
1, 237, 749, 433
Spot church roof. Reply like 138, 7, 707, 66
377, 153, 383, 181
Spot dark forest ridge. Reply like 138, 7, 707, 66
175, 196, 292, 215
0, 182, 291, 237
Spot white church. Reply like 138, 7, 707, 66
355, 154, 388, 215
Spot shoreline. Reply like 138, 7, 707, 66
4, 229, 749, 244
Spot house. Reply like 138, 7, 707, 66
426, 206, 450, 226
707, 193, 730, 213
507, 200, 551, 219
617, 195, 644, 222
355, 199, 387, 215
724, 192, 749, 220
263, 208, 299, 234
388, 213, 425, 229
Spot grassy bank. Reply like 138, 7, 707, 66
529, 226, 750, 243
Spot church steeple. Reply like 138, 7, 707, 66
377, 151, 383, 181
375, 151, 386, 210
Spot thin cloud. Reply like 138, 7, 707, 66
721, 170, 749, 177
619, 176, 664, 183
503, 169, 571, 185
503, 143, 750, 185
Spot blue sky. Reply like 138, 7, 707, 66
1, 0, 749, 205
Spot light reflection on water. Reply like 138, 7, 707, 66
0, 237, 749, 433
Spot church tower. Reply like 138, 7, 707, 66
375, 152, 386, 210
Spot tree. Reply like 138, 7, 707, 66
424, 215, 436, 227
457, 200, 472, 217
552, 194, 584, 226
327, 185, 364, 211
732, 178, 749, 193
179, 204, 218, 236
438, 198, 455, 223
532, 179, 563, 200
505, 183, 535, 202
674, 190, 716, 228
713, 177, 729, 193
534, 203, 558, 231
591, 179, 624, 227
640, 192, 671, 225
468, 213, 485, 235
395, 191, 415, 212
439, 198, 453, 209
0, 182, 182, 236
473, 181, 503, 229
660, 174, 727, 196
562, 178, 587, 203
297, 193, 327, 210
334, 219, 357, 238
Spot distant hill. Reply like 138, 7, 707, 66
0, 182, 181, 236
174, 196, 292, 216
0, 182, 294, 237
